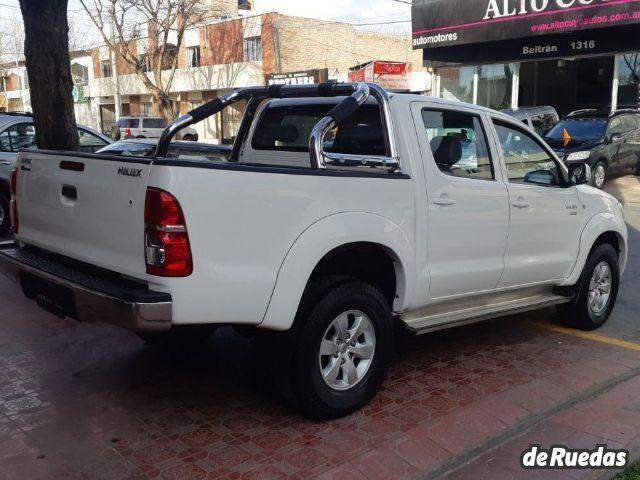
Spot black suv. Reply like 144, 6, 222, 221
544, 109, 640, 189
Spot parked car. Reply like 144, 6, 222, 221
544, 109, 640, 189
0, 84, 628, 419
502, 106, 559, 136
111, 116, 199, 141
0, 112, 112, 235
97, 139, 232, 162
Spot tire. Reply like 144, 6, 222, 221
591, 161, 607, 189
557, 243, 619, 331
182, 134, 195, 142
0, 194, 10, 236
286, 280, 393, 419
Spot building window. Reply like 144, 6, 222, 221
100, 60, 112, 78
243, 36, 261, 62
141, 102, 153, 116
618, 53, 639, 109
186, 46, 201, 68
139, 54, 150, 73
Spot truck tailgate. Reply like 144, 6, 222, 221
15, 151, 150, 280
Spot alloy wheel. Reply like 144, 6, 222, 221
318, 310, 376, 391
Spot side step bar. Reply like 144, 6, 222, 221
401, 291, 572, 335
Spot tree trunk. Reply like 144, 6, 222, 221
19, 0, 78, 151
157, 92, 174, 123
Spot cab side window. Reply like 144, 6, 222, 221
422, 109, 494, 180
494, 122, 562, 187
0, 123, 36, 152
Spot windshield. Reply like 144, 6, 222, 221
545, 119, 607, 141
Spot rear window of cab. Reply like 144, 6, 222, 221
251, 104, 388, 157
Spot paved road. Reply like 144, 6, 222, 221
600, 175, 640, 342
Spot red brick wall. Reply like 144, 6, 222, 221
261, 13, 277, 75
201, 19, 243, 66
180, 94, 189, 115
5, 73, 21, 91
202, 91, 217, 102
92, 48, 101, 79
129, 95, 141, 116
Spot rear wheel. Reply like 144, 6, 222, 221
286, 280, 393, 419
0, 195, 10, 236
591, 161, 607, 189
182, 134, 195, 142
557, 243, 619, 330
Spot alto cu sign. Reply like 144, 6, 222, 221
412, 0, 640, 48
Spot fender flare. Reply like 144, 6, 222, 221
562, 212, 628, 287
260, 212, 415, 331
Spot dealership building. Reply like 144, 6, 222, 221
412, 0, 640, 114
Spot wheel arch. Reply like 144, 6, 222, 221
260, 212, 414, 331
562, 213, 628, 287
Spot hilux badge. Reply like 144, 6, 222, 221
118, 167, 142, 178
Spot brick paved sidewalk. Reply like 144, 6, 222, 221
2, 288, 640, 480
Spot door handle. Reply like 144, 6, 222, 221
61, 185, 77, 200
511, 198, 530, 208
433, 195, 456, 206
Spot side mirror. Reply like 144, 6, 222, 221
524, 169, 555, 185
569, 162, 591, 185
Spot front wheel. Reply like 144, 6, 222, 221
591, 161, 607, 189
557, 243, 619, 330
0, 195, 10, 236
289, 280, 393, 419
182, 134, 195, 142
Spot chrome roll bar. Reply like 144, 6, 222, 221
155, 82, 401, 173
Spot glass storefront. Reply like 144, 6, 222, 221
439, 66, 474, 104
477, 64, 514, 110
618, 53, 640, 109
436, 53, 639, 114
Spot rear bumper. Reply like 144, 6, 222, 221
0, 241, 172, 332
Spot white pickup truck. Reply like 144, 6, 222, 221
0, 83, 628, 419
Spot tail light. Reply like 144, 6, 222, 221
124, 128, 132, 139
9, 167, 18, 234
144, 188, 192, 277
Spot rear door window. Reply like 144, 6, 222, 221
0, 123, 36, 152
117, 118, 139, 128
78, 129, 110, 153
144, 118, 165, 129
422, 109, 494, 180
